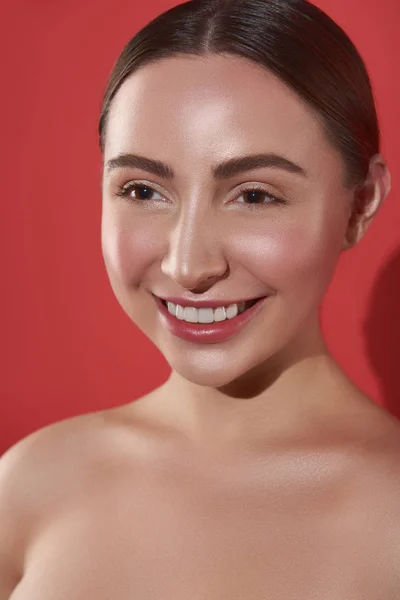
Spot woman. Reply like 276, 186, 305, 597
1, 0, 398, 598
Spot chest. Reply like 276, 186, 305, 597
12, 470, 400, 600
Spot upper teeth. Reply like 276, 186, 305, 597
166, 301, 247, 323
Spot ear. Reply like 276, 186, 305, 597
342, 154, 391, 250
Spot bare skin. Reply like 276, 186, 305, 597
3, 379, 400, 599
0, 54, 397, 598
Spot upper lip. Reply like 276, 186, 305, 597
153, 294, 265, 308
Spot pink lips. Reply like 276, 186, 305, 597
153, 295, 268, 344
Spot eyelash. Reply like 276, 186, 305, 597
114, 181, 287, 207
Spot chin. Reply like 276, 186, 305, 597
174, 367, 236, 389
164, 348, 268, 390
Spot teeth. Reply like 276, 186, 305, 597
176, 304, 185, 320
165, 300, 250, 323
226, 304, 238, 319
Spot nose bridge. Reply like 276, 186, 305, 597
161, 194, 228, 290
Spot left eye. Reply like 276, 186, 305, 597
236, 188, 283, 205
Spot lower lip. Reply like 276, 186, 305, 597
154, 296, 269, 344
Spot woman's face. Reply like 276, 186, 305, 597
101, 54, 353, 387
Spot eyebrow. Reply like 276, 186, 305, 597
105, 152, 307, 179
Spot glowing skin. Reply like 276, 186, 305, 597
101, 54, 390, 444
1, 55, 399, 600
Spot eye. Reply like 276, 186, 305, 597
115, 182, 165, 202
113, 181, 286, 207
235, 186, 286, 206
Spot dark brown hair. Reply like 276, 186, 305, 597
98, 0, 379, 189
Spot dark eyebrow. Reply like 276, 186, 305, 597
105, 152, 307, 179
105, 153, 174, 179
213, 153, 307, 179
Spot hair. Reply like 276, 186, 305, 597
98, 0, 380, 190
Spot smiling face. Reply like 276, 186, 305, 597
101, 54, 353, 388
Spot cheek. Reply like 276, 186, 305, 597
232, 209, 346, 297
101, 211, 161, 286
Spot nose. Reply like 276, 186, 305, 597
160, 209, 229, 293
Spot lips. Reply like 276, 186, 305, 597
153, 294, 269, 344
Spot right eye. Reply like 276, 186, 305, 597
115, 182, 165, 202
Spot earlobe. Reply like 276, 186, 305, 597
342, 154, 391, 250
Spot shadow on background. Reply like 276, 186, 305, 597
364, 246, 400, 419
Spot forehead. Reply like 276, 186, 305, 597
104, 54, 342, 182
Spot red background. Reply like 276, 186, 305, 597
0, 0, 399, 455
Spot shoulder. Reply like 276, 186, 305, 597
0, 409, 125, 539
0, 410, 106, 514
0, 409, 109, 473
342, 397, 400, 522
345, 394, 400, 483
352, 415, 400, 580
0, 410, 109, 589
0, 400, 155, 525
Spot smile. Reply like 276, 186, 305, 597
154, 294, 269, 344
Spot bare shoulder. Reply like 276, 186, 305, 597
342, 394, 400, 516
0, 400, 159, 591
0, 410, 108, 522
1, 408, 107, 469
354, 394, 400, 459
353, 402, 400, 567
0, 409, 114, 596
0, 396, 157, 526
345, 390, 400, 469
